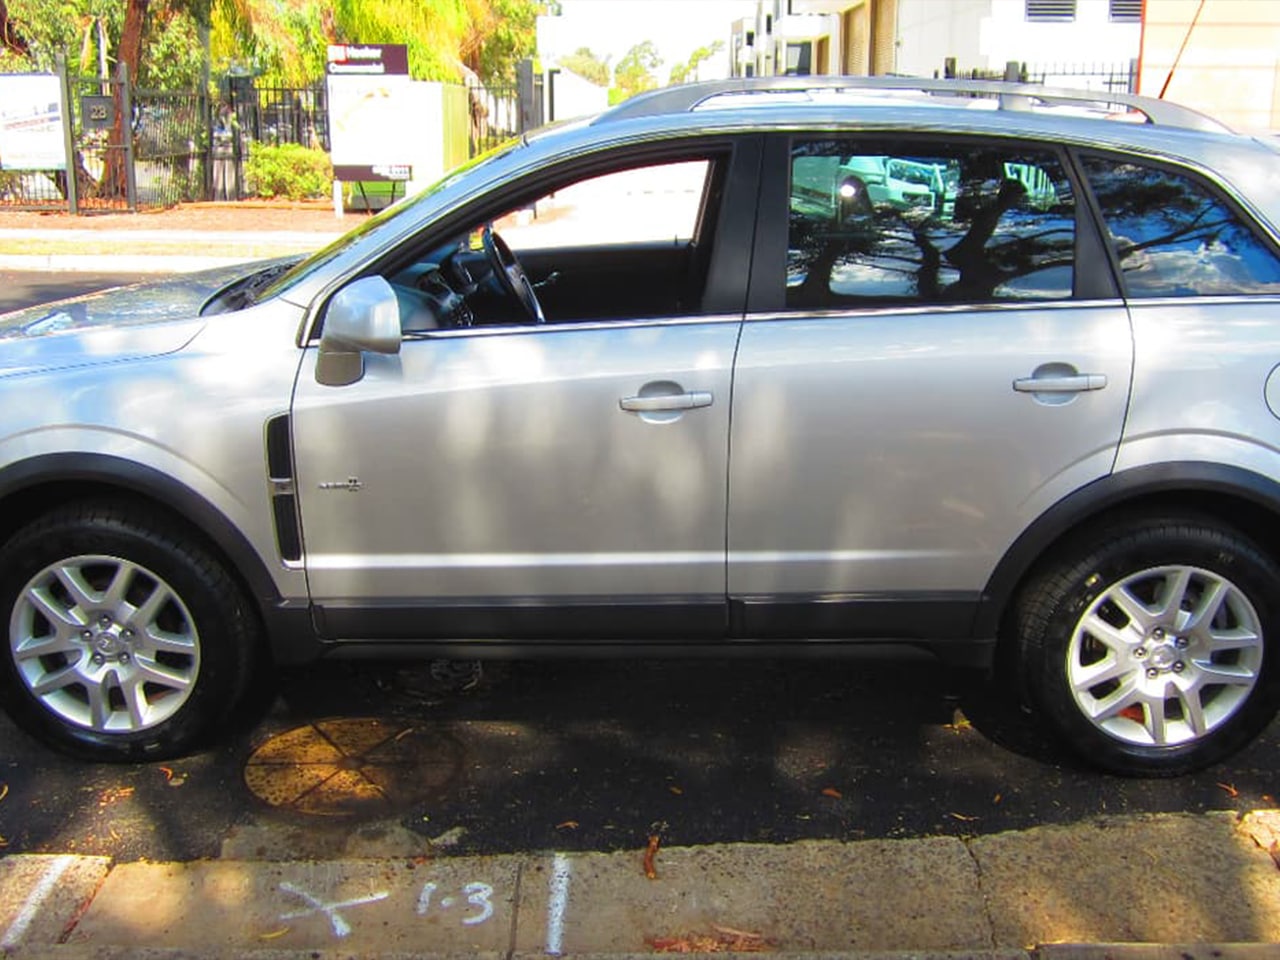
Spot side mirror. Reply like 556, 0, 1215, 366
315, 276, 401, 387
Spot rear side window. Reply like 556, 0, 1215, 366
1081, 155, 1280, 297
787, 138, 1075, 309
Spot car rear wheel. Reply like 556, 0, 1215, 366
0, 501, 260, 761
1015, 515, 1280, 776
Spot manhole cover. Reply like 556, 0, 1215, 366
244, 718, 463, 817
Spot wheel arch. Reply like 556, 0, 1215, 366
0, 453, 316, 663
976, 461, 1280, 642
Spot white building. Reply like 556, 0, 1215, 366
731, 0, 1141, 84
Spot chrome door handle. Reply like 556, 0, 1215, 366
1013, 374, 1107, 393
619, 391, 713, 412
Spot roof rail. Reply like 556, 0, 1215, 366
594, 76, 1228, 134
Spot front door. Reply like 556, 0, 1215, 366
292, 319, 738, 641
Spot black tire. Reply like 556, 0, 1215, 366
1014, 514, 1280, 776
0, 501, 260, 761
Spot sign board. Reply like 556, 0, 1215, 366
81, 95, 114, 131
0, 73, 66, 171
326, 44, 414, 182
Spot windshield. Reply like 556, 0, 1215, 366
252, 139, 523, 304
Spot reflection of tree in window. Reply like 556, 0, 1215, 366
787, 141, 1075, 308
1081, 156, 1280, 297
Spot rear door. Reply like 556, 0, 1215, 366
727, 134, 1133, 640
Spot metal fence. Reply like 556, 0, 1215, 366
1024, 60, 1138, 94
1, 65, 537, 213
0, 68, 207, 213
939, 58, 1138, 94
220, 79, 328, 150
466, 79, 521, 156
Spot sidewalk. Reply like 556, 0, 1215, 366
0, 202, 366, 273
2, 811, 1279, 958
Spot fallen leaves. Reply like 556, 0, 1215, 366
97, 786, 134, 808
949, 812, 979, 822
158, 767, 188, 788
649, 924, 769, 953
0, 783, 8, 803
820, 787, 842, 800
1240, 811, 1280, 872
555, 820, 579, 831
643, 834, 661, 880
1217, 782, 1240, 798
259, 927, 290, 940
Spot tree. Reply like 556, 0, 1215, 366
0, 0, 123, 74
0, 0, 29, 58
613, 39, 660, 101
558, 46, 609, 86
471, 0, 538, 85
669, 40, 723, 85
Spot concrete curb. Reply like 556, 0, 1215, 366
1, 814, 1278, 957
2, 946, 1277, 960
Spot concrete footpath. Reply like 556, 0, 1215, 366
2, 811, 1280, 958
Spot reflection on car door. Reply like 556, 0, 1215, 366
291, 320, 739, 641
727, 136, 1133, 639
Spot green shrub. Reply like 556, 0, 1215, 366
244, 143, 331, 201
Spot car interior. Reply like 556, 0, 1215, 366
382, 154, 729, 334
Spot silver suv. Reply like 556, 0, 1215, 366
3, 77, 1280, 775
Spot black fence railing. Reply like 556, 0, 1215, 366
939, 58, 1138, 95
133, 88, 207, 207
1024, 60, 1138, 94
1, 64, 537, 212
466, 79, 521, 156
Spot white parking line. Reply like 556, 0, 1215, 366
545, 853, 572, 956
1, 855, 75, 948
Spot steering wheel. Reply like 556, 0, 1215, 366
482, 225, 545, 324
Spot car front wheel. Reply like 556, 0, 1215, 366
1015, 515, 1280, 776
0, 501, 260, 761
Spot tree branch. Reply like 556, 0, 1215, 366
0, 0, 31, 57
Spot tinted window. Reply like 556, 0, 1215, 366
788, 139, 1075, 309
1082, 155, 1280, 297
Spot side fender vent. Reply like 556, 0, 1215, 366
265, 414, 293, 481
272, 493, 303, 562
264, 414, 301, 562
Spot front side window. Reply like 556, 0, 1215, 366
490, 160, 710, 249
381, 154, 725, 331
1081, 155, 1280, 298
787, 139, 1075, 309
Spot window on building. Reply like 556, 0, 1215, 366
1026, 0, 1077, 22
786, 139, 1076, 308
784, 42, 813, 76
1081, 155, 1280, 298
1109, 0, 1141, 22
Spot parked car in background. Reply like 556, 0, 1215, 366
3, 77, 1280, 776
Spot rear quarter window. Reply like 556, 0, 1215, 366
1081, 155, 1280, 297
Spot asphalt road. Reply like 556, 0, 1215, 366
0, 272, 1276, 865
0, 271, 150, 314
